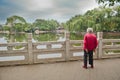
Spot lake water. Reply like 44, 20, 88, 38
0, 34, 83, 61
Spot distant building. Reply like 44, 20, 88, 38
56, 26, 65, 33
56, 26, 64, 30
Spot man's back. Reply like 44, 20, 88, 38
84, 33, 97, 51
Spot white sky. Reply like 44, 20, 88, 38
0, 0, 99, 24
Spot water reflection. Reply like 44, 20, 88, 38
33, 33, 65, 42
0, 32, 83, 51
1, 32, 120, 43
0, 33, 27, 43
0, 32, 83, 43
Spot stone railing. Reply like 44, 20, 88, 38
0, 32, 120, 66
97, 32, 120, 58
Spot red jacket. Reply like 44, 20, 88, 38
83, 33, 98, 51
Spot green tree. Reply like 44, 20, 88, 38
64, 5, 120, 32
97, 0, 120, 6
33, 19, 59, 31
5, 15, 27, 33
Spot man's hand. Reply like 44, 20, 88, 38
85, 49, 88, 53
93, 49, 96, 54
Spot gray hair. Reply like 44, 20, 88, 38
87, 28, 93, 33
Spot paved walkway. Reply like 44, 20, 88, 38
0, 58, 120, 80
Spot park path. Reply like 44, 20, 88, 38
0, 58, 120, 80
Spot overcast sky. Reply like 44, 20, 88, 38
0, 0, 99, 24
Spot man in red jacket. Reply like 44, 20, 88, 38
83, 28, 98, 69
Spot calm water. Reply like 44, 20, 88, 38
0, 33, 84, 61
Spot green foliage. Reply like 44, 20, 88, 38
5, 15, 27, 33
64, 5, 120, 32
97, 0, 120, 6
3, 25, 10, 31
33, 33, 57, 41
2, 5, 120, 33
33, 19, 59, 31
4, 15, 60, 32
14, 34, 27, 42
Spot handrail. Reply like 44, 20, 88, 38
0, 32, 120, 66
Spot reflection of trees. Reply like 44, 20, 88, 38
33, 33, 57, 41
0, 33, 27, 50
70, 33, 83, 40
33, 32, 83, 41
14, 34, 27, 42
2, 34, 27, 43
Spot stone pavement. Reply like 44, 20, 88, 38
0, 58, 120, 80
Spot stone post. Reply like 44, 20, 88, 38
27, 33, 33, 64
97, 32, 103, 59
65, 31, 70, 61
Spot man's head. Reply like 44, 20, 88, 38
87, 28, 93, 33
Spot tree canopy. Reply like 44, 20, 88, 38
97, 0, 120, 6
33, 19, 59, 31
2, 5, 120, 33
3, 15, 59, 33
63, 5, 120, 32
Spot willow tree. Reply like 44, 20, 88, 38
6, 15, 26, 33
97, 0, 120, 6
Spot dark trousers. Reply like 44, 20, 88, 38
84, 50, 93, 66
